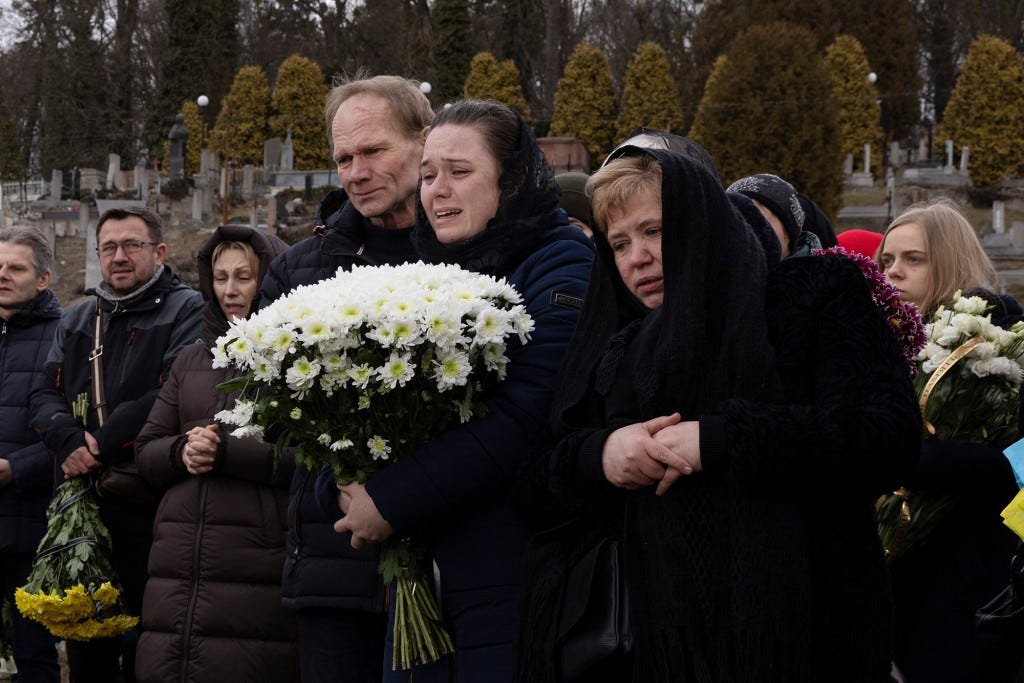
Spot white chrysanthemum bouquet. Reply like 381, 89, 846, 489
213, 261, 534, 669
878, 291, 1024, 562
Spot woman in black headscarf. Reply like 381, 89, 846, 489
317, 100, 594, 683
515, 146, 921, 682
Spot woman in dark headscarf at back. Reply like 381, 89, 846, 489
515, 146, 921, 682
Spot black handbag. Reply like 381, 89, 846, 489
976, 548, 1024, 683
555, 506, 632, 682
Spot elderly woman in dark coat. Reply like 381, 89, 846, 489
515, 147, 921, 682
134, 225, 297, 682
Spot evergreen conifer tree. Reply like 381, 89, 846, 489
179, 100, 203, 177
616, 41, 683, 141
549, 43, 617, 169
462, 52, 532, 123
433, 0, 473, 104
823, 35, 885, 177
271, 55, 327, 170
210, 66, 271, 167
690, 22, 843, 218
943, 35, 1024, 188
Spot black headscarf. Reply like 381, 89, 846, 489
546, 147, 813, 682
412, 108, 563, 276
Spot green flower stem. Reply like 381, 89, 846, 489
384, 542, 453, 670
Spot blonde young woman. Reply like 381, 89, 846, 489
877, 198, 1023, 683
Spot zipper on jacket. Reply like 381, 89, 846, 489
180, 476, 208, 683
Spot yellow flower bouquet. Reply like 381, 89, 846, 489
15, 476, 137, 640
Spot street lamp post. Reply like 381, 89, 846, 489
196, 94, 209, 149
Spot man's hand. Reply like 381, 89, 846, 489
62, 432, 101, 478
0, 459, 12, 488
333, 482, 393, 549
182, 424, 220, 475
602, 413, 688, 489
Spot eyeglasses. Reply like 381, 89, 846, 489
96, 239, 158, 257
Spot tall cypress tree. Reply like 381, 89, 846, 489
271, 55, 328, 170
156, 0, 240, 154
432, 0, 473, 104
690, 22, 843, 218
617, 41, 684, 141
824, 35, 885, 177
944, 35, 1024, 188
209, 66, 271, 166
549, 43, 617, 169
463, 52, 532, 123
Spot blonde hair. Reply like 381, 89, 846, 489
877, 198, 997, 316
586, 154, 662, 234
211, 241, 258, 276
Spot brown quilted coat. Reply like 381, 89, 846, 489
133, 226, 298, 682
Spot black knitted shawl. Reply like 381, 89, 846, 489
521, 148, 813, 682
412, 115, 563, 276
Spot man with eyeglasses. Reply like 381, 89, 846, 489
30, 206, 202, 682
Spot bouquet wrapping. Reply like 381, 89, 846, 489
14, 475, 138, 640
878, 292, 1024, 562
214, 261, 534, 668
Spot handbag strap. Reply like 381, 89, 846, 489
89, 301, 108, 427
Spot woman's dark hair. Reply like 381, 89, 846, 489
430, 100, 520, 174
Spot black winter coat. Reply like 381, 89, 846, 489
891, 290, 1024, 683
0, 289, 60, 556
30, 266, 204, 470
259, 189, 410, 612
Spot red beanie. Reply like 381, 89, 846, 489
837, 229, 884, 259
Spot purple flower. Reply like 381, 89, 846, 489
814, 246, 926, 375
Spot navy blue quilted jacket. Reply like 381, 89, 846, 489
0, 288, 60, 555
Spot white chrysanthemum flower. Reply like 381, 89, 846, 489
253, 358, 280, 383
358, 395, 371, 410
511, 306, 534, 343
230, 424, 265, 439
377, 352, 415, 389
298, 318, 334, 345
434, 351, 472, 390
367, 435, 391, 460
211, 343, 230, 369
330, 438, 354, 452
456, 397, 474, 423
290, 407, 302, 420
268, 328, 297, 360
286, 356, 322, 391
472, 309, 512, 345
317, 433, 332, 446
347, 364, 373, 390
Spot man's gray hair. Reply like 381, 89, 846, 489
324, 74, 433, 156
0, 226, 53, 275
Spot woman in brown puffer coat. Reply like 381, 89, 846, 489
134, 224, 297, 682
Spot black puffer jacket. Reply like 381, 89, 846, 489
260, 188, 411, 612
0, 288, 60, 556
134, 225, 297, 683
